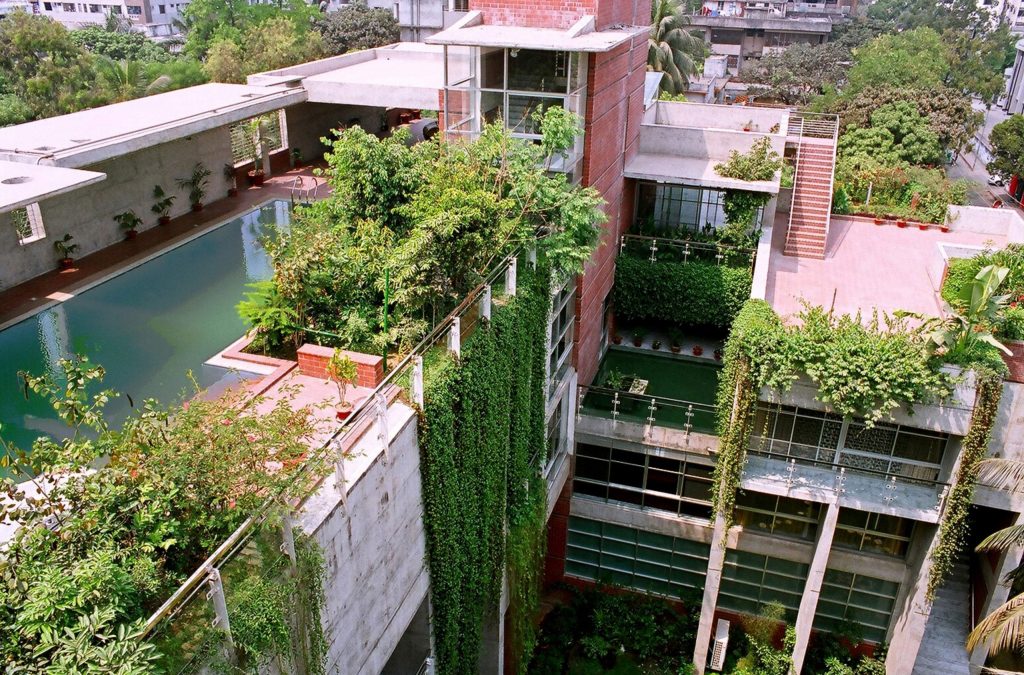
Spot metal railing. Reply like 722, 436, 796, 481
745, 447, 950, 510
577, 384, 719, 439
141, 253, 529, 671
784, 111, 839, 254
619, 233, 757, 271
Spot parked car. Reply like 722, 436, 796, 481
988, 175, 1005, 187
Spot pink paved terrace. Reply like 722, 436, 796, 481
765, 214, 1011, 322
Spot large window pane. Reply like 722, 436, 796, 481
507, 49, 569, 93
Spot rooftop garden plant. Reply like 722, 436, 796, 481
943, 245, 1024, 341
151, 184, 175, 224
176, 162, 210, 211
114, 209, 142, 239
714, 137, 783, 183
245, 107, 604, 358
0, 356, 324, 672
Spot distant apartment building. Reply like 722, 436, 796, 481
37, 0, 186, 37
0, 0, 33, 18
689, 0, 845, 73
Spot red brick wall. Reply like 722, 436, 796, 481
296, 344, 384, 388
574, 31, 649, 386
544, 469, 574, 585
469, 0, 647, 30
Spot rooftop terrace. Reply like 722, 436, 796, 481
764, 210, 1024, 321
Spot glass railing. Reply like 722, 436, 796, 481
577, 384, 718, 437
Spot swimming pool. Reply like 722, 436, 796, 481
0, 200, 291, 454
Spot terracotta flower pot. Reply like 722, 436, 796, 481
191, 203, 203, 212
336, 408, 352, 421
612, 335, 623, 345
692, 345, 704, 356
873, 217, 884, 226
59, 258, 74, 270
896, 219, 907, 228
632, 338, 643, 347
918, 223, 929, 231
714, 349, 723, 361
248, 170, 265, 187
940, 224, 950, 233
125, 229, 137, 240
670, 344, 681, 353
158, 215, 171, 226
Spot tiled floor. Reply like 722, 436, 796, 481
0, 166, 328, 328
765, 214, 1008, 322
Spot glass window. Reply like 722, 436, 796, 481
566, 516, 711, 596
834, 509, 912, 558
11, 203, 46, 245
733, 492, 820, 542
719, 550, 808, 617
480, 47, 504, 89
507, 49, 569, 93
814, 569, 899, 643
572, 443, 713, 520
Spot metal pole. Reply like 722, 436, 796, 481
382, 267, 390, 372
448, 317, 461, 358
411, 355, 424, 407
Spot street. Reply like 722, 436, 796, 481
948, 98, 1024, 214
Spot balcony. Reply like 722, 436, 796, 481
577, 347, 722, 453
741, 451, 949, 523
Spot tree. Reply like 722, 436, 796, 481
867, 0, 990, 34
741, 42, 849, 105
819, 85, 981, 156
988, 115, 1024, 180
95, 58, 169, 102
315, 0, 400, 55
203, 38, 246, 83
838, 102, 943, 166
966, 457, 1024, 656
245, 15, 324, 73
648, 0, 705, 95
845, 27, 949, 94
71, 25, 170, 61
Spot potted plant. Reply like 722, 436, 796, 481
224, 164, 238, 198
291, 147, 303, 168
114, 210, 142, 240
652, 339, 662, 350
612, 333, 623, 345
54, 233, 78, 270
669, 329, 683, 353
151, 185, 175, 225
895, 215, 907, 228
714, 348, 723, 361
177, 163, 211, 212
743, 120, 754, 132
326, 349, 358, 421
244, 117, 268, 186
632, 328, 645, 347
873, 215, 885, 226
692, 344, 704, 356
917, 222, 929, 231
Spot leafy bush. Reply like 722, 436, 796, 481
315, 0, 400, 55
715, 137, 783, 182
613, 254, 753, 332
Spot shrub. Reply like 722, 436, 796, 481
715, 137, 783, 182
613, 254, 753, 332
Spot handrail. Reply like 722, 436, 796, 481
619, 233, 757, 272
579, 384, 718, 415
784, 111, 839, 253
747, 447, 949, 488
140, 252, 521, 638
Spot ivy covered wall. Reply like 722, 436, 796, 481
418, 263, 552, 675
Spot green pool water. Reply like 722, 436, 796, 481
583, 349, 722, 434
0, 200, 291, 455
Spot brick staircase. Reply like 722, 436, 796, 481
784, 114, 839, 259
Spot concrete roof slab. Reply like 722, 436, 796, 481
302, 46, 444, 110
0, 161, 106, 213
625, 153, 780, 193
0, 83, 307, 169
427, 16, 647, 52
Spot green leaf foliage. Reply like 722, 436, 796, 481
942, 245, 1024, 340
612, 254, 753, 332
419, 263, 551, 675
988, 114, 1024, 181
714, 137, 783, 183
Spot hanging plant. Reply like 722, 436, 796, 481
927, 371, 1003, 600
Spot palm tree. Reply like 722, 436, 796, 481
96, 58, 171, 102
648, 0, 705, 95
967, 458, 1024, 657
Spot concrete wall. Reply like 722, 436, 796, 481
284, 103, 384, 166
0, 128, 233, 291
300, 403, 429, 675
637, 126, 786, 162
653, 100, 788, 135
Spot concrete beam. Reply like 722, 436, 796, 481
791, 502, 839, 674
970, 511, 1024, 672
694, 514, 729, 675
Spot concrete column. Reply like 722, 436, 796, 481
477, 570, 508, 674
694, 514, 729, 675
790, 502, 840, 674
970, 511, 1024, 673
884, 524, 941, 675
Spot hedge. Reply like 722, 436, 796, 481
613, 254, 752, 331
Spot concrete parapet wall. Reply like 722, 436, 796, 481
0, 128, 233, 292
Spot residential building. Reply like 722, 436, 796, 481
1004, 38, 1024, 114
37, 0, 187, 37
2, 0, 1024, 671
689, 0, 839, 73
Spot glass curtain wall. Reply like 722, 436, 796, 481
443, 45, 587, 176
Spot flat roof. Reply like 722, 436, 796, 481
625, 153, 780, 193
689, 14, 832, 32
0, 83, 307, 169
0, 161, 106, 213
765, 213, 1016, 321
302, 45, 443, 110
427, 11, 646, 52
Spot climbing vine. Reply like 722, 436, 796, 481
927, 370, 1003, 600
711, 300, 955, 525
419, 262, 551, 675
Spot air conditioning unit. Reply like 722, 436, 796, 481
710, 619, 730, 671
